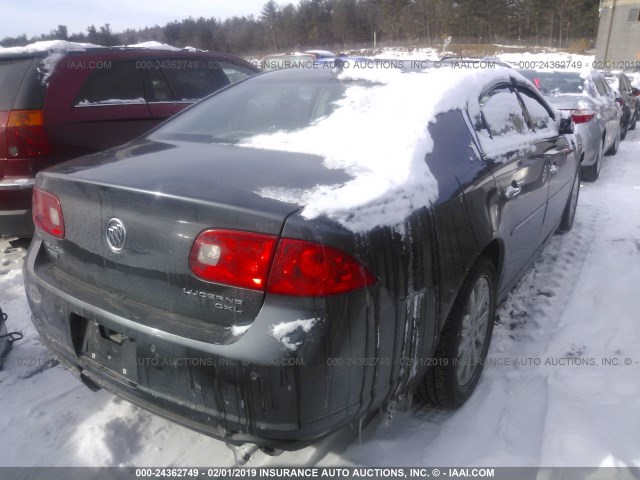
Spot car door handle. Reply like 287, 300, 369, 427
505, 180, 522, 199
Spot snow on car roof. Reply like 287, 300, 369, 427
0, 40, 196, 85
250, 66, 525, 232
0, 39, 191, 55
0, 40, 103, 54
123, 41, 183, 51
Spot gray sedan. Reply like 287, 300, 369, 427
518, 70, 622, 181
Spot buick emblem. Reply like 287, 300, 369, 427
105, 218, 127, 253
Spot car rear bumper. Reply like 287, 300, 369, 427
22, 236, 414, 448
0, 177, 35, 237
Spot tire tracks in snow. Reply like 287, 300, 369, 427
483, 202, 603, 464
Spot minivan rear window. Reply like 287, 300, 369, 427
0, 58, 33, 110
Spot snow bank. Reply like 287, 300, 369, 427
249, 66, 511, 232
372, 47, 439, 61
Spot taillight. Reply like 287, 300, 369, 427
189, 230, 377, 296
190, 230, 277, 291
564, 109, 595, 124
33, 187, 65, 239
6, 110, 51, 158
268, 239, 377, 296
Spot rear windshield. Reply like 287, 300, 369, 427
0, 58, 33, 110
151, 76, 348, 144
519, 71, 585, 95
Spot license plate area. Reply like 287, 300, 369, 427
72, 313, 138, 385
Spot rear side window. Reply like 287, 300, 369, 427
75, 61, 146, 105
593, 75, 611, 98
478, 86, 528, 137
157, 59, 226, 102
0, 58, 33, 110
217, 61, 254, 84
517, 87, 554, 131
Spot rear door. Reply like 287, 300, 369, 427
144, 58, 254, 124
515, 85, 574, 239
45, 58, 154, 158
593, 74, 620, 148
474, 84, 550, 287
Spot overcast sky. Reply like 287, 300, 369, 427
0, 0, 269, 39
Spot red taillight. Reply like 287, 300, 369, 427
533, 78, 541, 90
33, 187, 65, 239
189, 230, 377, 296
267, 238, 377, 296
564, 109, 595, 124
6, 110, 51, 158
189, 230, 277, 291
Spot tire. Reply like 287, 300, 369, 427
417, 256, 497, 408
605, 128, 621, 156
581, 143, 602, 182
629, 110, 637, 131
557, 169, 580, 234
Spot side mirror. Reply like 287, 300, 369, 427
559, 116, 574, 135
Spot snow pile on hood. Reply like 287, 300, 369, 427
250, 66, 511, 232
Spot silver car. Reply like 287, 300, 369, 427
517, 70, 622, 182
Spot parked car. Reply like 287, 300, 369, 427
24, 66, 580, 450
261, 53, 317, 70
517, 69, 622, 181
0, 42, 259, 237
603, 71, 639, 136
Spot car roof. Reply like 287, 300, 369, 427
0, 45, 256, 68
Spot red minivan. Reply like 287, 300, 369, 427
0, 45, 259, 237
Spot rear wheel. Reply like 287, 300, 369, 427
581, 143, 602, 182
621, 118, 628, 141
605, 128, 621, 156
418, 256, 496, 408
557, 169, 580, 234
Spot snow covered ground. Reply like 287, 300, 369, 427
1, 97, 639, 469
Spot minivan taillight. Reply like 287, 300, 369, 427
33, 187, 65, 239
189, 230, 377, 296
7, 110, 51, 158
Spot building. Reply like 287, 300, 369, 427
595, 0, 640, 66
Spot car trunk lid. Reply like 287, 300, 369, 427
37, 139, 351, 330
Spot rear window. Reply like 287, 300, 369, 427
0, 58, 33, 110
522, 71, 586, 95
143, 58, 255, 103
75, 61, 146, 105
151, 76, 346, 143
